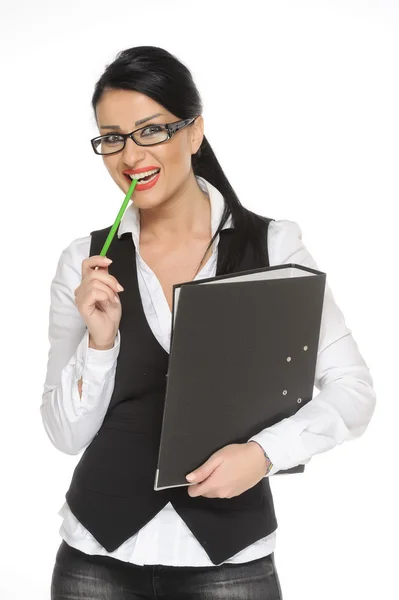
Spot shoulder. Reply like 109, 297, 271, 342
267, 218, 303, 239
266, 219, 319, 269
60, 234, 91, 265
52, 234, 92, 288
251, 212, 302, 242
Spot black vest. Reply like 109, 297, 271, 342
65, 214, 278, 565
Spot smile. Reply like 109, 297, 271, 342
125, 169, 161, 191
125, 168, 160, 184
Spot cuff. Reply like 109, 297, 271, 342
248, 416, 308, 476
76, 329, 121, 381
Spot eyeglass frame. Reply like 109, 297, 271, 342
90, 116, 198, 155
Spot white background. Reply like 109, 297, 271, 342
0, 1, 397, 598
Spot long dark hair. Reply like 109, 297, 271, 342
91, 46, 271, 275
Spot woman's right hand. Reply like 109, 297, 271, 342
74, 255, 123, 349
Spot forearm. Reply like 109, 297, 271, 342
77, 336, 115, 399
41, 329, 120, 453
249, 332, 376, 473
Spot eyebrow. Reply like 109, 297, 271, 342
99, 113, 163, 130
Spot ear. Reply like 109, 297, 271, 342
190, 115, 204, 155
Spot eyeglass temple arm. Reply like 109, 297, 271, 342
168, 117, 197, 135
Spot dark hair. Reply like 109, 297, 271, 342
91, 46, 271, 275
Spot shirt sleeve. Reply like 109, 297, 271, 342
40, 237, 120, 455
248, 220, 377, 476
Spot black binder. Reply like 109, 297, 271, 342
154, 263, 326, 490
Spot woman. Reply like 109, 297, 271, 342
41, 46, 376, 599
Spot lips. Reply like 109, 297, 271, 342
123, 165, 160, 175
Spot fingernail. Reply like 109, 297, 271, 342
186, 474, 195, 481
104, 258, 112, 264
116, 283, 124, 292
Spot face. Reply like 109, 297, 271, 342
95, 89, 204, 209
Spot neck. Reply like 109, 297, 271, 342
139, 172, 211, 245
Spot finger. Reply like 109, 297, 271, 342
82, 257, 124, 294
75, 275, 120, 306
82, 255, 113, 277
188, 478, 217, 498
188, 484, 206, 498
81, 280, 120, 307
186, 454, 223, 483
87, 270, 124, 295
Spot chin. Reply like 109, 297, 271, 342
134, 196, 165, 210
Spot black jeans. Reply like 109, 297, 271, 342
51, 540, 284, 599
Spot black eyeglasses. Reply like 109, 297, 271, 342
91, 117, 198, 156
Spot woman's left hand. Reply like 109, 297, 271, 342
186, 441, 270, 498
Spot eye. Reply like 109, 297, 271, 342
103, 134, 124, 145
140, 124, 165, 138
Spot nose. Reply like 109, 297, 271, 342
121, 135, 146, 163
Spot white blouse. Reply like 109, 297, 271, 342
40, 176, 376, 566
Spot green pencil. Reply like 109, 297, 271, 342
99, 177, 138, 257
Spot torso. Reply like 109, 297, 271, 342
139, 238, 214, 312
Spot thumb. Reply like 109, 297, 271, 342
186, 454, 223, 483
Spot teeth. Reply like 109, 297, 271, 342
128, 169, 159, 180
137, 171, 159, 185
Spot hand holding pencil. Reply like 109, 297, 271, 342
74, 255, 123, 349
74, 177, 138, 348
